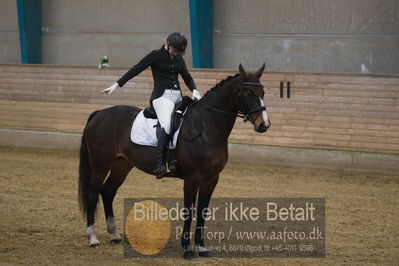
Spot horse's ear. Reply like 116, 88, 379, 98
239, 64, 247, 78
255, 63, 265, 78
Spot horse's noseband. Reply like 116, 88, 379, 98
238, 82, 266, 124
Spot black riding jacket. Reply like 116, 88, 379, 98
117, 46, 197, 102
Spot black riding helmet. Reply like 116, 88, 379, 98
167, 32, 187, 55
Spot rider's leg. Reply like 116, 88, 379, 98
152, 90, 181, 178
153, 127, 170, 178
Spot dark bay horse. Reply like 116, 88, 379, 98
78, 64, 270, 259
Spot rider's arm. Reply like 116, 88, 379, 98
117, 50, 157, 87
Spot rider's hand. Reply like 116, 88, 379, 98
101, 82, 119, 94
192, 89, 201, 100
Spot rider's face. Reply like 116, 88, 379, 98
168, 45, 178, 57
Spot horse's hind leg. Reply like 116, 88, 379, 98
86, 169, 109, 248
100, 157, 133, 243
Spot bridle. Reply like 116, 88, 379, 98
204, 81, 266, 124
238, 82, 266, 123
182, 81, 266, 142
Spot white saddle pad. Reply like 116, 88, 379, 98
131, 110, 181, 149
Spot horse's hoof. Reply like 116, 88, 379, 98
199, 250, 212, 257
110, 239, 122, 244
89, 242, 100, 248
183, 250, 197, 260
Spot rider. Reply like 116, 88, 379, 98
101, 32, 201, 179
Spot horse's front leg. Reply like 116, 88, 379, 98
195, 175, 219, 257
181, 179, 198, 260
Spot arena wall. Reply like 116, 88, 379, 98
213, 0, 399, 73
1, 0, 398, 73
0, 64, 398, 173
0, 0, 20, 64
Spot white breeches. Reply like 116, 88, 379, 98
152, 89, 182, 135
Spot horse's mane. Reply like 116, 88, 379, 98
202, 73, 240, 98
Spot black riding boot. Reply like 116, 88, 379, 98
154, 128, 170, 179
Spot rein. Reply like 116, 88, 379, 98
203, 81, 266, 124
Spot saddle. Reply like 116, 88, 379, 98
143, 96, 194, 144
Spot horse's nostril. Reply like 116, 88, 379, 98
257, 122, 268, 132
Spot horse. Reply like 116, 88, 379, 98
78, 63, 270, 259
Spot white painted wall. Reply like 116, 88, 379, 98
1, 0, 398, 73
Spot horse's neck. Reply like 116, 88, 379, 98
200, 78, 240, 142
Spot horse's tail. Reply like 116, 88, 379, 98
78, 110, 100, 216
